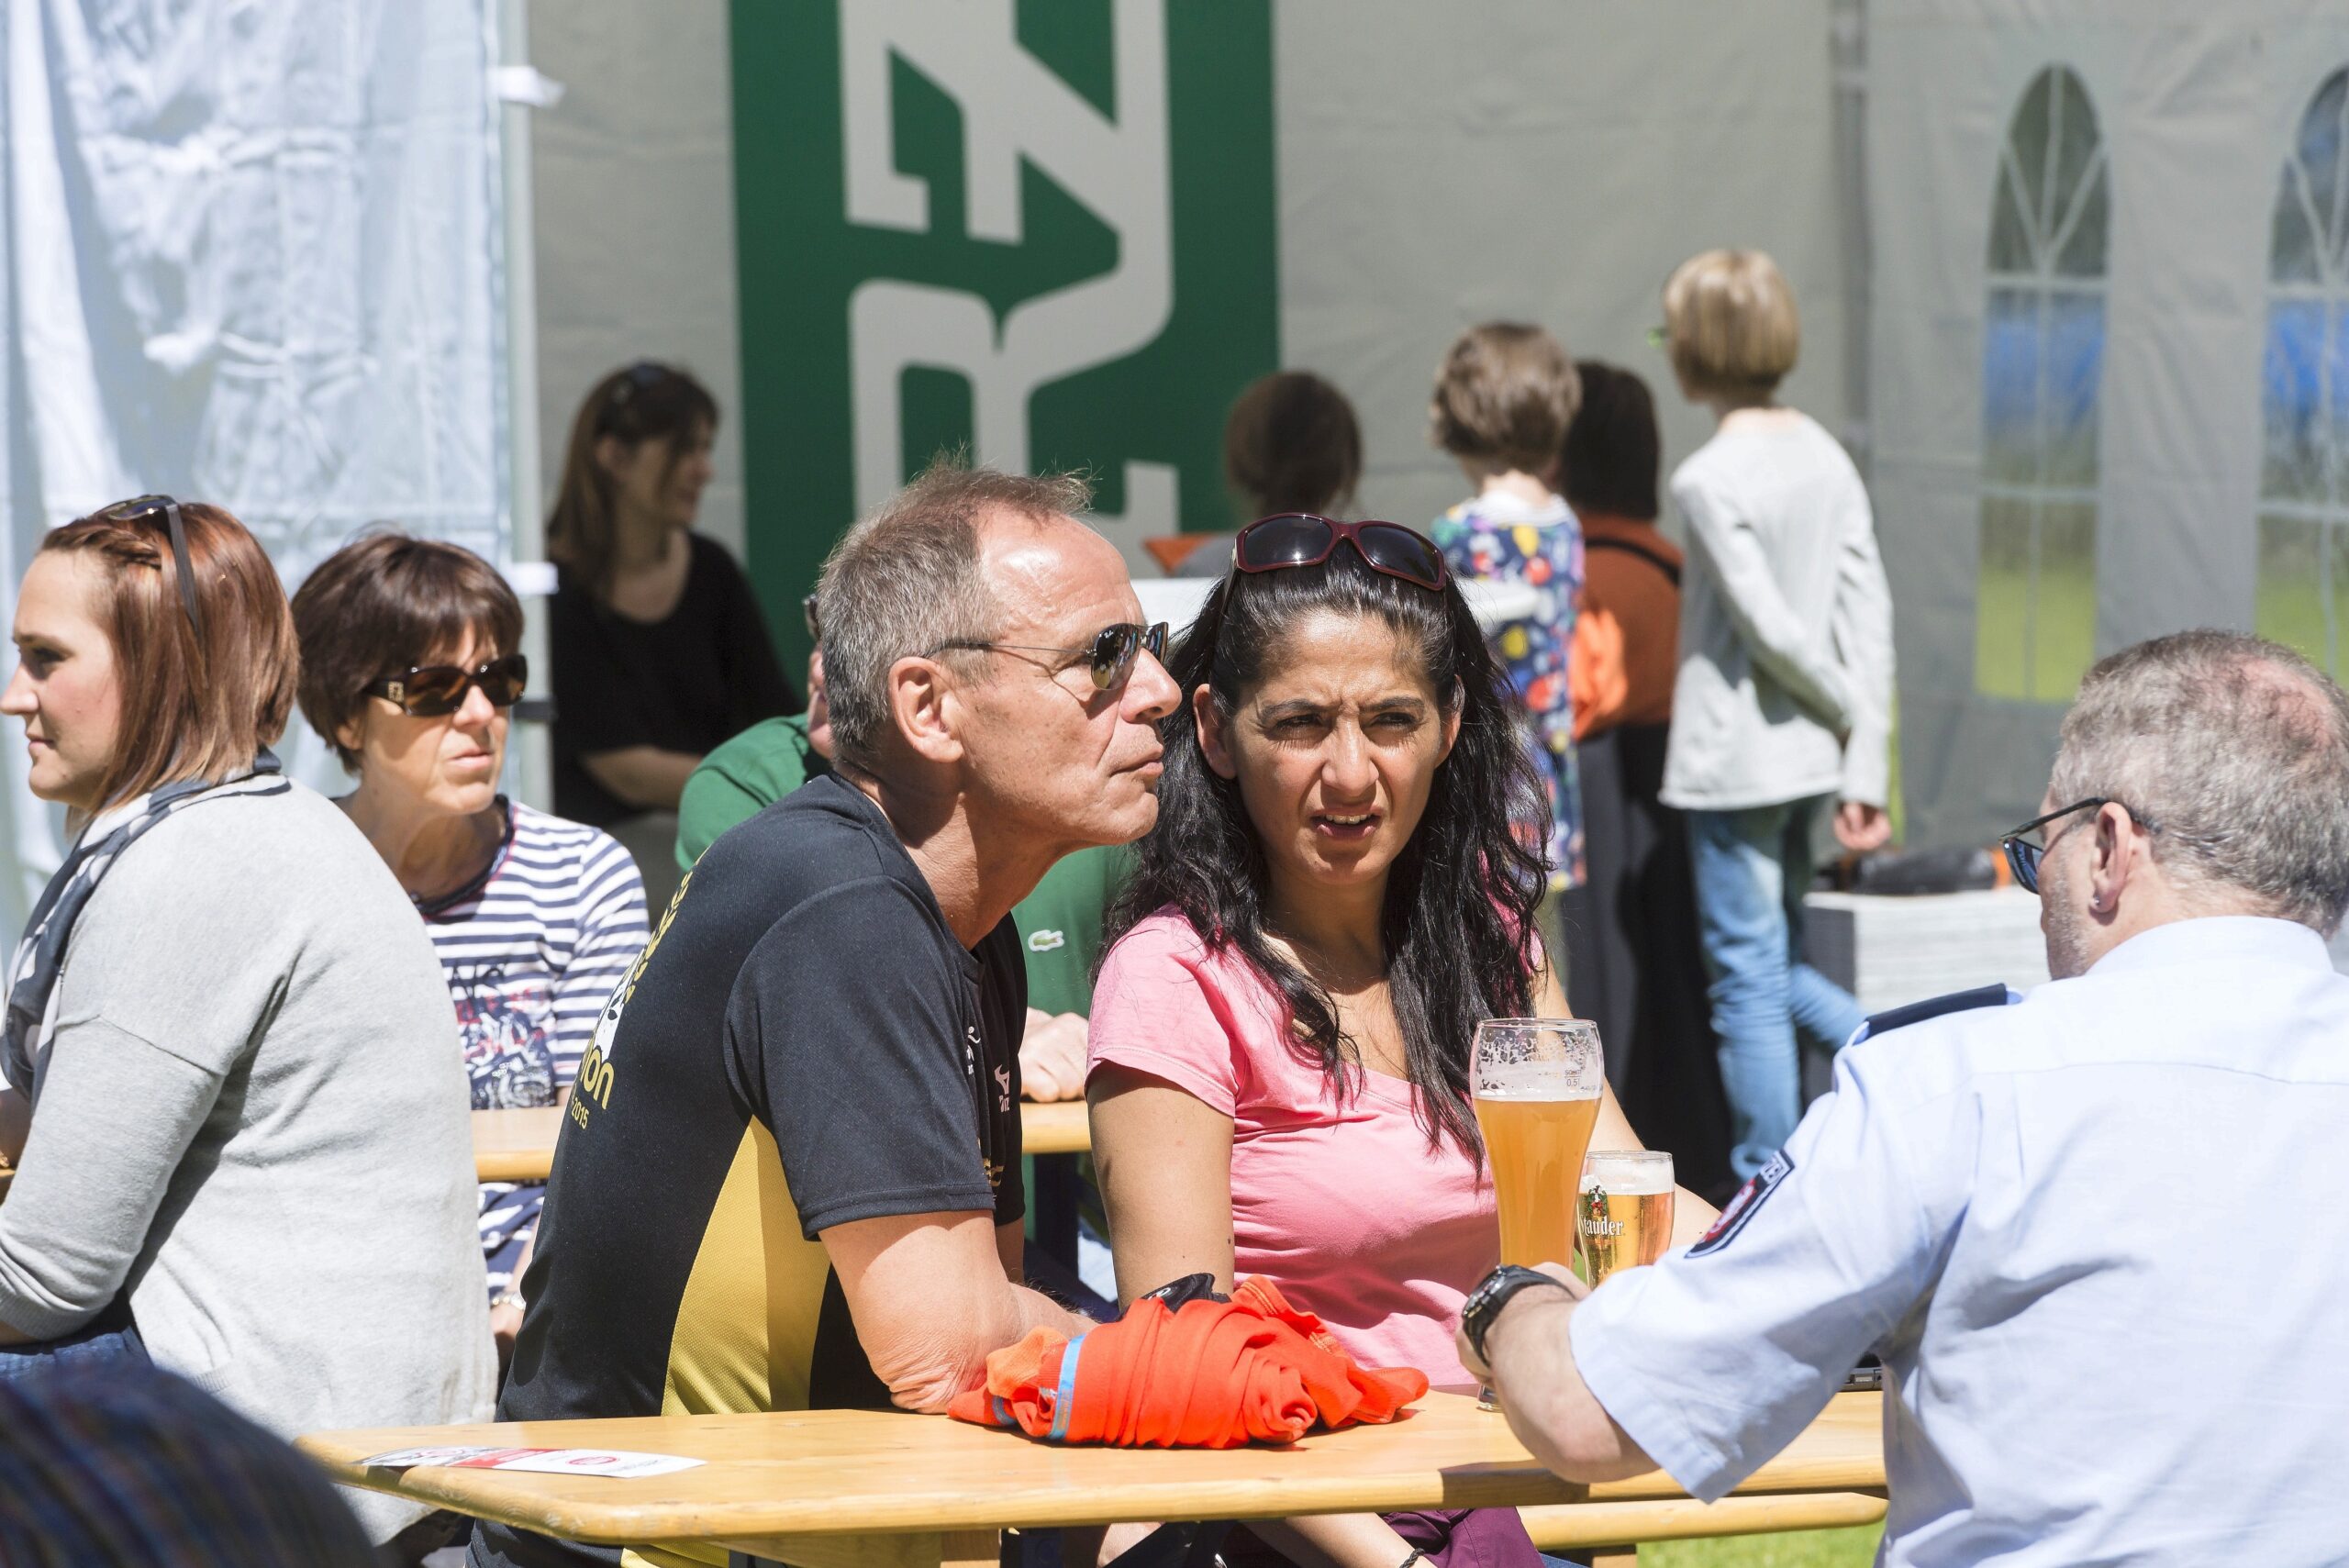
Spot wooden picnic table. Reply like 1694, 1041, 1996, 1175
299, 1389, 1886, 1567
474, 1100, 1093, 1184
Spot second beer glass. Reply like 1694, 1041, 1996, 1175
1472, 1018, 1605, 1272
1580, 1149, 1675, 1284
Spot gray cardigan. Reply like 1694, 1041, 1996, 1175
0, 782, 496, 1540
1661, 413, 1896, 812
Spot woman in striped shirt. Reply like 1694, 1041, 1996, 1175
292, 534, 648, 1355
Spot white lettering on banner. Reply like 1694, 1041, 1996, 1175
839, 0, 1176, 536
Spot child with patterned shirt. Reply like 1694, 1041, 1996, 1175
1427, 322, 1586, 887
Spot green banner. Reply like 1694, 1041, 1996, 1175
730, 0, 1278, 670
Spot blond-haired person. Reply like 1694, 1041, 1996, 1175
1655, 249, 1894, 1184
1428, 323, 1587, 887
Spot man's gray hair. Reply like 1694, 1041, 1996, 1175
815, 461, 1093, 772
2048, 629, 2349, 933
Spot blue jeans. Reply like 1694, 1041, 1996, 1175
0, 1318, 149, 1382
1687, 797, 1865, 1182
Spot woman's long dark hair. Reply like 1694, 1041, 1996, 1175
1106, 543, 1551, 1159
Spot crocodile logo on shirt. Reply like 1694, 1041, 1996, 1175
1027, 929, 1066, 953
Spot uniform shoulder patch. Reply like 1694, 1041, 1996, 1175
1688, 1148, 1793, 1258
1851, 982, 2018, 1046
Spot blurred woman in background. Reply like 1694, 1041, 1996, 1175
547, 361, 797, 904
0, 497, 494, 1551
293, 532, 648, 1356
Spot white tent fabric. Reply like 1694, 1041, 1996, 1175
1867, 0, 2349, 849
0, 0, 506, 929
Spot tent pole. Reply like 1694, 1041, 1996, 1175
498, 0, 551, 811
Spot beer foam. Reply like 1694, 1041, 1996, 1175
1474, 1062, 1600, 1099
1582, 1155, 1674, 1195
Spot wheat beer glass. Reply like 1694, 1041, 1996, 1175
1579, 1150, 1675, 1284
1473, 1019, 1605, 1271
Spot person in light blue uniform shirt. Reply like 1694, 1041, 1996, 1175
1458, 629, 2349, 1567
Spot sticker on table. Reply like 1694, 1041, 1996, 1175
361, 1445, 705, 1478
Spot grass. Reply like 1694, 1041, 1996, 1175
1973, 557, 2096, 705
1645, 1523, 1884, 1567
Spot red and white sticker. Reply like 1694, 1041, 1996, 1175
359, 1445, 704, 1478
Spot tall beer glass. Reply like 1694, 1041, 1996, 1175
1579, 1150, 1675, 1284
1472, 1019, 1605, 1272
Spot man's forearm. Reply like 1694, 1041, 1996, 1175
1484, 1294, 1655, 1483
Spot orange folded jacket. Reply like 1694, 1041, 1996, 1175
948, 1277, 1428, 1447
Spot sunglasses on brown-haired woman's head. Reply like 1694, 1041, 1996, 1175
362, 653, 529, 717
97, 494, 206, 638
1232, 513, 1450, 592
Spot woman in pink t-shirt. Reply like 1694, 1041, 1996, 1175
1089, 515, 1710, 1568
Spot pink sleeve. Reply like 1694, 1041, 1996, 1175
1085, 915, 1241, 1118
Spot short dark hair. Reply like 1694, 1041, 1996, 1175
816, 460, 1092, 773
41, 501, 298, 811
1428, 322, 1580, 473
1222, 371, 1363, 518
291, 531, 525, 769
1559, 361, 1662, 522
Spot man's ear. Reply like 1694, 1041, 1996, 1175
888, 655, 966, 765
1194, 685, 1237, 780
2087, 802, 2133, 916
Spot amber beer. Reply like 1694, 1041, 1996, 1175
1579, 1150, 1675, 1284
1470, 1019, 1607, 1270
1476, 1091, 1601, 1267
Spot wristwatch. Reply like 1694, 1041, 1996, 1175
1460, 1264, 1571, 1367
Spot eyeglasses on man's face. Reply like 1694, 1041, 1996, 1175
1999, 796, 2159, 895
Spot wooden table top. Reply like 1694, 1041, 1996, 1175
297, 1390, 1885, 1547
474, 1100, 1091, 1184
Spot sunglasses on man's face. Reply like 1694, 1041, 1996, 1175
363, 653, 529, 717
929, 621, 1170, 693
1232, 514, 1449, 592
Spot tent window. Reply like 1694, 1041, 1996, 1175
2259, 68, 2349, 677
1976, 65, 2108, 704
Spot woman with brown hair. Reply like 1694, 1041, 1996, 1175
0, 497, 495, 1550
548, 362, 796, 895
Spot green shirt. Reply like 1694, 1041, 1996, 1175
675, 716, 1121, 1017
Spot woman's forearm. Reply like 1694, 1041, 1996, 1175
579, 746, 702, 812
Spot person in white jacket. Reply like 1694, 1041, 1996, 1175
1655, 250, 1895, 1184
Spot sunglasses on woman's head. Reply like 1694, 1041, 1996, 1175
363, 653, 529, 717
97, 494, 206, 639
1232, 514, 1449, 592
596, 361, 672, 434
928, 621, 1169, 693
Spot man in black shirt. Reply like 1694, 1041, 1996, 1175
479, 466, 1181, 1568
